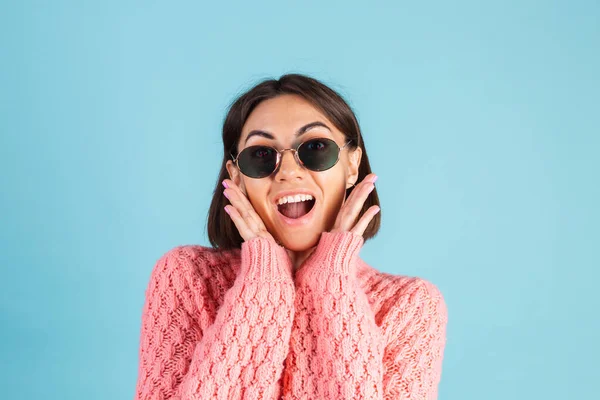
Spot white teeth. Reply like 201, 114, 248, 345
277, 194, 314, 205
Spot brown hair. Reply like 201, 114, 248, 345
207, 73, 381, 249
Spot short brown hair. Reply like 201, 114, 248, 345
207, 73, 381, 249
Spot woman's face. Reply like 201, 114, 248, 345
226, 94, 362, 252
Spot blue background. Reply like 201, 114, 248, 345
1, 1, 598, 399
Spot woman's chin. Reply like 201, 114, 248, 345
276, 231, 320, 252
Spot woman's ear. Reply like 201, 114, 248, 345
225, 160, 239, 183
346, 146, 362, 188
225, 160, 247, 194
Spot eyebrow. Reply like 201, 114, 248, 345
243, 121, 332, 145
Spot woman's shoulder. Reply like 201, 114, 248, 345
157, 244, 241, 269
357, 260, 447, 332
384, 274, 445, 304
145, 244, 243, 296
358, 260, 444, 301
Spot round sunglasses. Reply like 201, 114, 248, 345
231, 137, 352, 178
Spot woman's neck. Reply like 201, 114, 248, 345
288, 246, 317, 275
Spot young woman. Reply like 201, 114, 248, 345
134, 74, 448, 399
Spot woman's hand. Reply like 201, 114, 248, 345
330, 173, 380, 236
222, 179, 278, 244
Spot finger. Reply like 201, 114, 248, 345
335, 173, 376, 228
348, 173, 377, 205
226, 203, 277, 245
223, 180, 267, 231
350, 205, 380, 236
223, 180, 262, 223
340, 180, 376, 231
224, 188, 263, 234
224, 205, 255, 241
343, 173, 377, 210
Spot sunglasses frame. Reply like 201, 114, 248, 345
231, 137, 353, 178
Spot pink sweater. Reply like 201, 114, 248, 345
134, 231, 447, 400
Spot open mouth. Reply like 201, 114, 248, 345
277, 198, 316, 219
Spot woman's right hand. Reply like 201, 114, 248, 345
222, 179, 278, 244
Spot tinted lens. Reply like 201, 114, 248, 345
237, 145, 278, 178
297, 138, 340, 171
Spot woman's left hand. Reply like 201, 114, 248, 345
330, 173, 380, 236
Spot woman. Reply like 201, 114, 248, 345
134, 74, 448, 399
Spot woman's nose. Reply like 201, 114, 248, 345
275, 150, 303, 180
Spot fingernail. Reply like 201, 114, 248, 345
222, 180, 229, 189
372, 175, 378, 183
223, 190, 229, 199
224, 206, 230, 215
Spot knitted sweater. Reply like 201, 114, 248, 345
134, 231, 447, 400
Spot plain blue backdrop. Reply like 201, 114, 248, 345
1, 1, 598, 399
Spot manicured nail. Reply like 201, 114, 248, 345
222, 180, 229, 189
371, 175, 378, 183
223, 190, 230, 199
224, 206, 230, 215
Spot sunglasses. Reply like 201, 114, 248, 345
231, 137, 352, 179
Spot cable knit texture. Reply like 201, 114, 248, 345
134, 231, 447, 400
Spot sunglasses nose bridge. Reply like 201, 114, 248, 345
279, 148, 301, 163
274, 148, 303, 175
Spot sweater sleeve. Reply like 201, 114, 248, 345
283, 231, 385, 399
379, 278, 447, 400
134, 237, 296, 400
